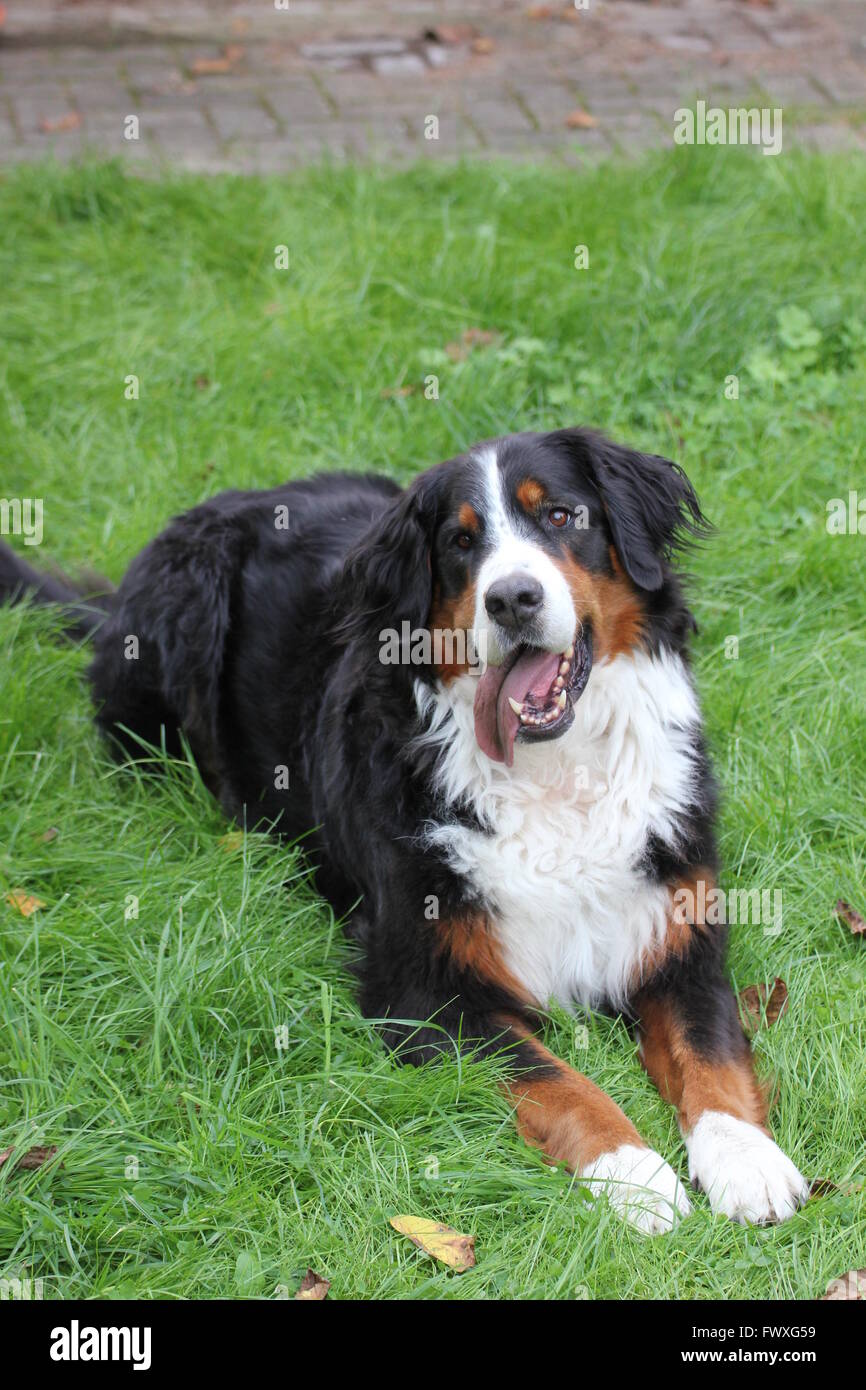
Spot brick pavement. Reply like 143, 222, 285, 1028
0, 0, 864, 171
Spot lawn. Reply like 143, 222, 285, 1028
0, 150, 865, 1300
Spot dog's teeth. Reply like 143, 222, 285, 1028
564, 644, 574, 660
507, 697, 524, 716
553, 677, 564, 691
556, 689, 567, 710
559, 661, 570, 676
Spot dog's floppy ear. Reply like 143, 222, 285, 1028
549, 428, 708, 591
337, 469, 443, 646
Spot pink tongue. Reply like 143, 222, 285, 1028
473, 648, 562, 766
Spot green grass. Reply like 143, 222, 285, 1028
1, 150, 865, 1300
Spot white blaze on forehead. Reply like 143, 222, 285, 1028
472, 445, 576, 661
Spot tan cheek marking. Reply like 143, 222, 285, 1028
428, 579, 478, 683
436, 915, 531, 1002
554, 551, 646, 661
516, 479, 545, 514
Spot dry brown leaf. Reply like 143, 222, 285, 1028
39, 112, 81, 134
565, 109, 598, 129
5, 891, 46, 918
380, 384, 418, 399
295, 1268, 330, 1300
835, 898, 866, 937
189, 46, 244, 76
189, 57, 232, 75
38, 827, 59, 843
390, 1214, 476, 1271
809, 1177, 839, 1199
194, 375, 211, 390
444, 327, 502, 361
738, 977, 788, 1034
0, 1144, 58, 1172
472, 37, 495, 55
822, 1269, 866, 1300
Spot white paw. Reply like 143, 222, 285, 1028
582, 1144, 691, 1235
686, 1111, 809, 1225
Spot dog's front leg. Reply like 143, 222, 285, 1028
636, 982, 808, 1225
504, 1018, 691, 1234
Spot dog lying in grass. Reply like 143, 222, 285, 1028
0, 427, 809, 1232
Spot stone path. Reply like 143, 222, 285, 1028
0, 0, 864, 170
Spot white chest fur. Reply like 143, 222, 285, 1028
414, 649, 701, 1010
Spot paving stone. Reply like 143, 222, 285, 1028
0, 0, 862, 170
208, 98, 280, 141
259, 79, 334, 123
371, 53, 427, 76
659, 34, 714, 55
301, 39, 408, 60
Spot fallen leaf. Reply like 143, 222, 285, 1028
444, 327, 502, 361
39, 112, 81, 134
822, 1269, 866, 1300
188, 46, 244, 76
194, 375, 211, 390
380, 384, 418, 399
188, 57, 232, 75
472, 37, 495, 55
565, 109, 598, 129
0, 1144, 58, 1172
390, 1214, 476, 1271
295, 1268, 330, 1300
423, 24, 478, 46
218, 831, 245, 853
527, 5, 554, 18
38, 827, 59, 843
808, 1177, 839, 1199
5, 891, 46, 917
835, 898, 866, 936
738, 977, 788, 1033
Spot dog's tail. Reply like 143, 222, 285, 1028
0, 540, 115, 640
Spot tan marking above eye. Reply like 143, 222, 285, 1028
457, 502, 479, 531
516, 479, 545, 512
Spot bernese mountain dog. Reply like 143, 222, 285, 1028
0, 427, 808, 1232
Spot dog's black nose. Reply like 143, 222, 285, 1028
484, 573, 544, 631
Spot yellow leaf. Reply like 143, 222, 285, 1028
390, 1214, 476, 1271
219, 831, 245, 853
5, 891, 46, 918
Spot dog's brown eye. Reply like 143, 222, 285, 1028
455, 532, 473, 550
548, 508, 571, 528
